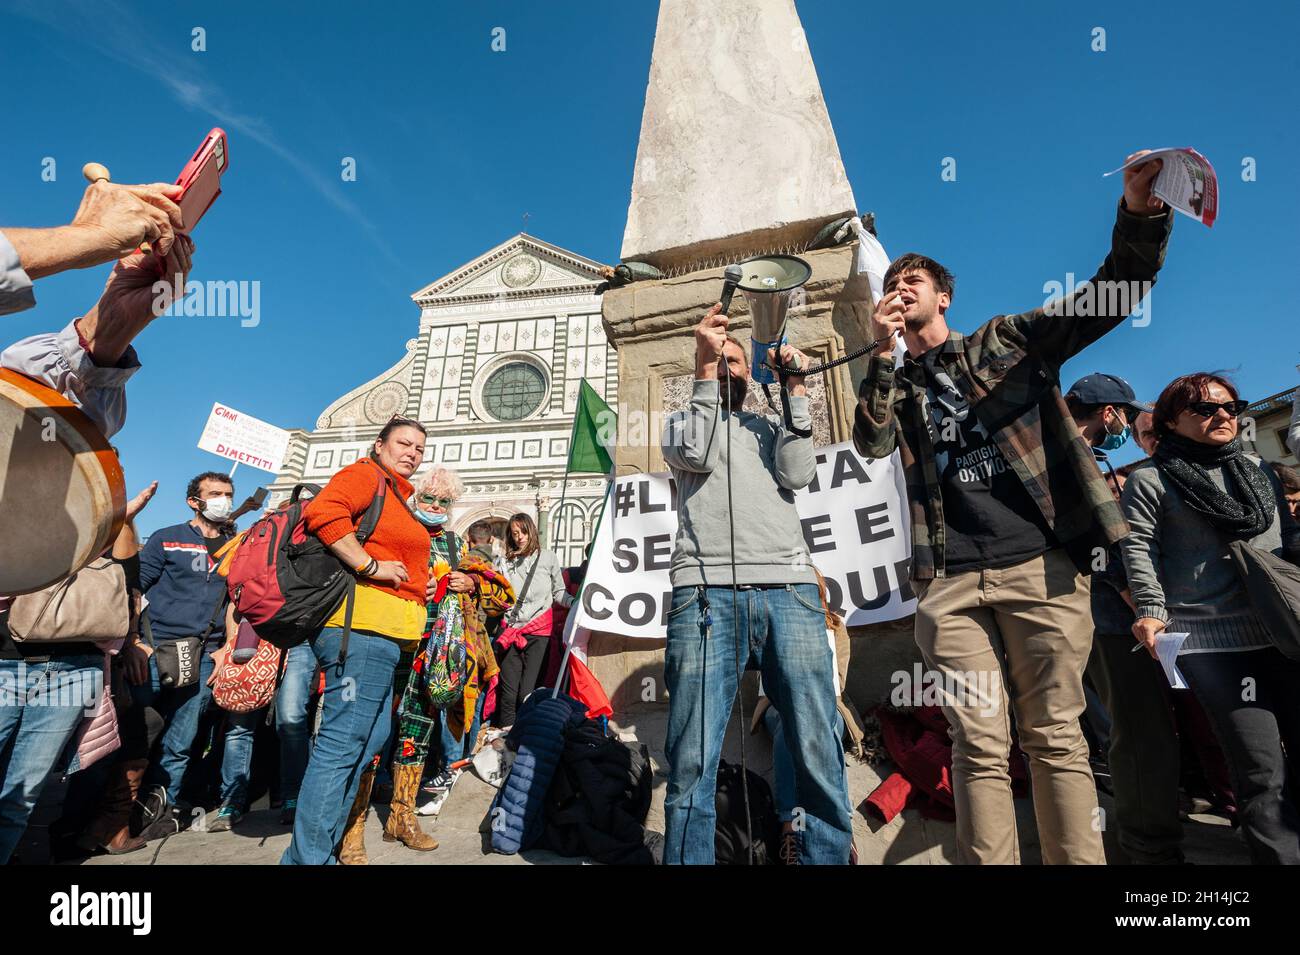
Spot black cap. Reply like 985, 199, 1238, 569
1065, 373, 1153, 414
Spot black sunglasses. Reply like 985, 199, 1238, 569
1187, 399, 1248, 418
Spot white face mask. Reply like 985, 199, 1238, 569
201, 495, 234, 522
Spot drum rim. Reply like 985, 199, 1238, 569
0, 368, 127, 595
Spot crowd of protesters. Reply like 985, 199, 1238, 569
3, 152, 1300, 866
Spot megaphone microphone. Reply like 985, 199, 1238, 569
719, 264, 743, 316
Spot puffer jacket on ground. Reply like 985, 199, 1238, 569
539, 718, 654, 865
490, 690, 587, 854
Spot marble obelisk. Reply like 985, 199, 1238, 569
620, 0, 857, 273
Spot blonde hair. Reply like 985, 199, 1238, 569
413, 466, 464, 502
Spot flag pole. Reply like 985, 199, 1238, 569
551, 378, 615, 699
551, 469, 614, 699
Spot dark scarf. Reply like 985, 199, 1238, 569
1153, 432, 1275, 539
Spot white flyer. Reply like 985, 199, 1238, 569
1104, 148, 1218, 227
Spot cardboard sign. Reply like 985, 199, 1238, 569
197, 402, 291, 473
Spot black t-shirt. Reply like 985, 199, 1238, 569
919, 350, 1057, 574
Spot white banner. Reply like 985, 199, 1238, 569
197, 402, 292, 474
572, 441, 916, 638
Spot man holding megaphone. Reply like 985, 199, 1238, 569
853, 151, 1173, 865
659, 301, 853, 865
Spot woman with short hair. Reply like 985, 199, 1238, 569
282, 416, 432, 866
495, 513, 568, 728
1120, 372, 1300, 864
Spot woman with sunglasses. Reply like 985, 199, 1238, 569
1120, 373, 1300, 864
282, 416, 432, 865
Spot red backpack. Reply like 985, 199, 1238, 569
225, 460, 392, 664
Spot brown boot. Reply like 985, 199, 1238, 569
338, 767, 376, 865
383, 763, 438, 851
77, 759, 149, 855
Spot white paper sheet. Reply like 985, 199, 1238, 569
1154, 631, 1191, 689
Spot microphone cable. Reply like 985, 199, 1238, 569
719, 351, 755, 866
768, 334, 888, 378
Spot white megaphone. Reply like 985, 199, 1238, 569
727, 254, 812, 386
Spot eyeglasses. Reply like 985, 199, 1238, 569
418, 495, 453, 507
1187, 400, 1248, 418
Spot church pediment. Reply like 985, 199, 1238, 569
411, 234, 607, 306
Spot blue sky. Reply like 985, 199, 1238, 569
3, 0, 1296, 535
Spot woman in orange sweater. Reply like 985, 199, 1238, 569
281, 416, 432, 866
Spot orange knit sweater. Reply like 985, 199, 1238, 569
303, 459, 428, 605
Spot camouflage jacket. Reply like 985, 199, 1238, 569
853, 201, 1173, 581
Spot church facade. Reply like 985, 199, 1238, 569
267, 234, 615, 567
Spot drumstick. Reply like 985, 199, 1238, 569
83, 162, 153, 254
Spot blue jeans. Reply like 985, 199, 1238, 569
275, 642, 318, 804
0, 654, 103, 863
663, 583, 852, 865
136, 647, 259, 811
762, 705, 847, 823
438, 691, 486, 772
281, 628, 400, 865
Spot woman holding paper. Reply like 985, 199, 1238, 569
1120, 372, 1300, 865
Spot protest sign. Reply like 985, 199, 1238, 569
197, 402, 291, 473
572, 441, 915, 639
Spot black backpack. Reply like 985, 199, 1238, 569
714, 759, 781, 865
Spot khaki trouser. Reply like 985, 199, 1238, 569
913, 548, 1105, 865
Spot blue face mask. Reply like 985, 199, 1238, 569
415, 509, 448, 527
1099, 423, 1131, 452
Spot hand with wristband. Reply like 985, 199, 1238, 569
359, 555, 409, 586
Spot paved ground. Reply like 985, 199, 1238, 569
15, 703, 1248, 866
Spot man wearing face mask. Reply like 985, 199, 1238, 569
134, 471, 259, 836
1066, 374, 1184, 864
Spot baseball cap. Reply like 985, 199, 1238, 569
1065, 372, 1153, 414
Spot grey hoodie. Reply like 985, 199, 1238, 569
662, 379, 817, 587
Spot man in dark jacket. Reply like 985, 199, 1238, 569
852, 152, 1173, 864
1068, 373, 1185, 864
136, 471, 256, 835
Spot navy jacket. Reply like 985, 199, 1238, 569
139, 521, 229, 642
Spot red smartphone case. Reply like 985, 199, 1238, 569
174, 128, 228, 233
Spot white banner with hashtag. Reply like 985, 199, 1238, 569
573, 441, 916, 639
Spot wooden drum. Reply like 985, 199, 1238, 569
0, 369, 126, 596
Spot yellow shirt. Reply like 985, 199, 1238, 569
323, 583, 425, 645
